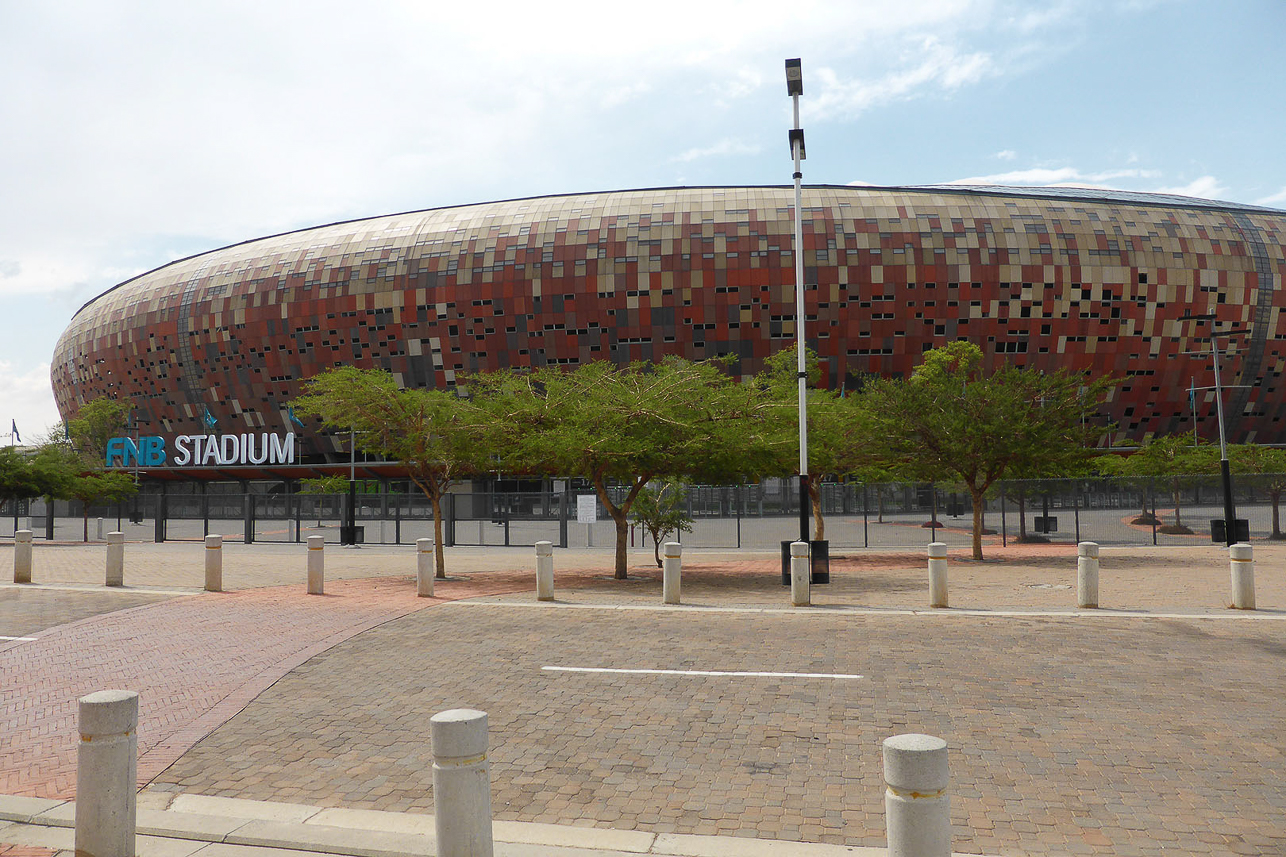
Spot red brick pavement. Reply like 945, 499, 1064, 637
0, 571, 540, 799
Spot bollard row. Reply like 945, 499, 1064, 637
1230, 542, 1255, 609
418, 537, 435, 597
77, 689, 139, 857
307, 534, 324, 594
106, 532, 124, 587
432, 708, 495, 857
205, 535, 223, 592
14, 529, 33, 583
884, 733, 950, 857
535, 540, 553, 601
927, 542, 948, 608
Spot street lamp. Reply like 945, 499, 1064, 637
785, 57, 809, 545
1181, 314, 1247, 546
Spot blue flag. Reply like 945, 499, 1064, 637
288, 406, 305, 428
202, 406, 218, 430
9, 420, 18, 444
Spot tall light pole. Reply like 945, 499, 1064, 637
785, 57, 810, 545
1182, 314, 1246, 546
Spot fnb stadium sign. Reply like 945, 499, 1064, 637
105, 433, 296, 467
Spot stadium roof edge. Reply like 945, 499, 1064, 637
70, 184, 1286, 319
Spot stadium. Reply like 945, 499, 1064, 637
51, 184, 1286, 478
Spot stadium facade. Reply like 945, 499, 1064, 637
51, 185, 1286, 475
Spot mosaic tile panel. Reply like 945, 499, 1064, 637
50, 186, 1286, 456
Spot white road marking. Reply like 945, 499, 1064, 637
0, 636, 37, 642
543, 666, 863, 680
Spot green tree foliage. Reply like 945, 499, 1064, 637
0, 445, 74, 506
753, 345, 855, 540
858, 341, 1112, 559
293, 367, 491, 578
475, 357, 771, 579
629, 481, 694, 567
1103, 436, 1219, 533
299, 475, 349, 528
1229, 444, 1286, 538
67, 398, 134, 464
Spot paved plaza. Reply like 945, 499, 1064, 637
1, 537, 1284, 856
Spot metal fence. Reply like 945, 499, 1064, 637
3, 474, 1284, 549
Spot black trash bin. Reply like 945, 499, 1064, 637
780, 539, 830, 585
1209, 519, 1249, 543
340, 525, 365, 545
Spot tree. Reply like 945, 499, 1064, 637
1107, 436, 1220, 534
0, 445, 74, 510
475, 358, 772, 579
1229, 444, 1286, 539
293, 367, 491, 578
753, 345, 855, 540
57, 400, 139, 540
858, 341, 1112, 560
299, 475, 349, 528
630, 481, 694, 567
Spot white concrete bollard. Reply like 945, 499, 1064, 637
535, 540, 554, 602
1230, 542, 1255, 610
790, 540, 810, 607
883, 733, 950, 857
1077, 541, 1099, 608
431, 708, 494, 857
105, 532, 124, 587
417, 538, 435, 598
663, 542, 682, 605
14, 529, 33, 583
96, 517, 104, 540
204, 534, 223, 592
927, 542, 948, 608
307, 534, 325, 595
76, 689, 138, 857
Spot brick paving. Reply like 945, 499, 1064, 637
2, 540, 1285, 855
150, 602, 1286, 856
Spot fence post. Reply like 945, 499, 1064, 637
431, 708, 494, 857
883, 733, 950, 857
1230, 542, 1255, 610
307, 534, 324, 595
14, 529, 32, 583
1077, 542, 1099, 608
205, 534, 223, 592
76, 689, 138, 857
417, 538, 435, 597
106, 532, 124, 587
790, 540, 809, 607
663, 542, 682, 605
535, 540, 554, 601
927, 542, 948, 608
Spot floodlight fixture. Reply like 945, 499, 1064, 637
785, 58, 803, 96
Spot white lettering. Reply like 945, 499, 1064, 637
247, 433, 270, 465
174, 435, 192, 466
270, 432, 295, 464
220, 435, 239, 465
201, 434, 221, 465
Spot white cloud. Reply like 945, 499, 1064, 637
947, 167, 1160, 188
670, 139, 762, 163
995, 149, 1017, 161
809, 36, 995, 121
0, 361, 61, 442
1256, 186, 1286, 207
1152, 176, 1228, 201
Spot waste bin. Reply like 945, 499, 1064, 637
340, 525, 365, 545
1034, 516, 1058, 534
780, 539, 830, 585
1210, 518, 1249, 543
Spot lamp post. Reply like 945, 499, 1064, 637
785, 57, 810, 545
1182, 314, 1246, 546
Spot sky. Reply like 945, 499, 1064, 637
2, 0, 1284, 443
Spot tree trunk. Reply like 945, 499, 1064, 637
1172, 482, 1183, 528
877, 489, 885, 523
652, 531, 662, 568
83, 509, 89, 542
969, 486, 986, 560
430, 489, 446, 578
611, 510, 629, 579
808, 479, 824, 540
1017, 492, 1028, 540
1273, 489, 1282, 538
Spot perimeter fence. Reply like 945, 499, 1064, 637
4, 474, 1284, 550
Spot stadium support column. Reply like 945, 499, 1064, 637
786, 57, 810, 545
